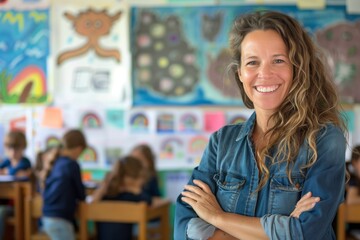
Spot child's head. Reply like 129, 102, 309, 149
130, 144, 156, 176
4, 130, 27, 162
61, 129, 87, 160
106, 155, 147, 197
351, 145, 360, 175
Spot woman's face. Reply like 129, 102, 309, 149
238, 30, 293, 115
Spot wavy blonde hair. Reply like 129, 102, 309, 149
229, 11, 347, 189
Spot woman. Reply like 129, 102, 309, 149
175, 11, 346, 240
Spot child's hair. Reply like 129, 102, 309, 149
4, 130, 27, 149
130, 144, 156, 178
104, 156, 145, 198
41, 129, 87, 188
351, 145, 360, 162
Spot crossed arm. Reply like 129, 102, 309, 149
181, 179, 320, 240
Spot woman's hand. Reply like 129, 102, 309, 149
290, 192, 320, 218
181, 179, 223, 225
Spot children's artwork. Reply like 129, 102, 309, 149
158, 136, 185, 160
0, 9, 49, 104
81, 112, 102, 128
104, 147, 122, 165
129, 110, 152, 133
178, 111, 203, 133
53, 3, 131, 105
156, 112, 175, 133
187, 135, 209, 164
106, 109, 125, 129
204, 111, 226, 133
45, 135, 61, 148
79, 145, 98, 163
131, 5, 360, 105
226, 108, 254, 125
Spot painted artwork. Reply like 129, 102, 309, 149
53, 3, 131, 105
131, 5, 360, 105
0, 9, 49, 104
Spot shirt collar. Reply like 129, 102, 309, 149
236, 111, 256, 141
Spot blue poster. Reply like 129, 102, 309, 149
0, 9, 49, 104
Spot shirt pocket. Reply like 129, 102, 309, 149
213, 173, 246, 212
268, 175, 304, 215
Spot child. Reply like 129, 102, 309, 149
0, 130, 31, 177
0, 130, 32, 239
91, 156, 152, 240
41, 129, 87, 240
129, 144, 161, 198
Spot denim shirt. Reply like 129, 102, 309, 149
174, 113, 346, 240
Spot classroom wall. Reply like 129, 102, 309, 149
1, 0, 360, 206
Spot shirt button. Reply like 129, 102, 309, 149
295, 183, 300, 189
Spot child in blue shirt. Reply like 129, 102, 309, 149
0, 130, 32, 239
41, 129, 87, 240
91, 156, 153, 240
0, 130, 31, 177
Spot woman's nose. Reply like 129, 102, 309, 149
258, 63, 273, 78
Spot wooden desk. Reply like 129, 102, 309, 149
0, 177, 32, 240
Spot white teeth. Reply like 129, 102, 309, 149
255, 85, 279, 93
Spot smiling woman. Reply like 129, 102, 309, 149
174, 10, 347, 240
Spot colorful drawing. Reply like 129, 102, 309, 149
179, 113, 199, 132
79, 146, 97, 163
129, 112, 149, 132
316, 21, 360, 103
159, 137, 184, 159
45, 136, 61, 148
132, 5, 360, 105
57, 9, 122, 65
81, 112, 102, 128
188, 135, 208, 154
228, 115, 248, 125
157, 113, 175, 133
106, 109, 125, 129
0, 9, 49, 104
105, 147, 122, 165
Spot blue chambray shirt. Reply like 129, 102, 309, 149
174, 112, 346, 240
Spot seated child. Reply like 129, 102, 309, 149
0, 130, 31, 177
91, 156, 154, 240
0, 130, 32, 239
129, 144, 161, 198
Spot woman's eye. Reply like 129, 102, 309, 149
246, 61, 257, 65
274, 59, 285, 64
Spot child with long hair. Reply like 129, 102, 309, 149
41, 129, 87, 240
129, 144, 161, 198
91, 155, 152, 240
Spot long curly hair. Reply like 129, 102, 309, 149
229, 11, 347, 189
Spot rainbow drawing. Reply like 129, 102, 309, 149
159, 137, 184, 159
46, 136, 61, 148
229, 115, 247, 125
179, 113, 198, 132
7, 65, 47, 98
130, 113, 149, 132
79, 146, 97, 162
82, 112, 102, 128
188, 136, 208, 153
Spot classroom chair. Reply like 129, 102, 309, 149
24, 194, 50, 240
24, 194, 82, 240
1, 181, 23, 240
337, 202, 360, 240
79, 200, 171, 240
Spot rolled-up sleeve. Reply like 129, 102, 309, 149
261, 125, 346, 240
